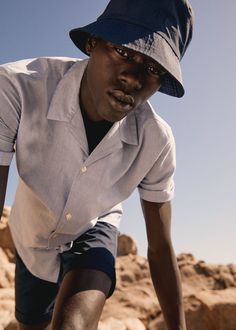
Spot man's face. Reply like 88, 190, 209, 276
80, 37, 166, 122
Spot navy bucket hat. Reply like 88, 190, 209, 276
69, 0, 194, 98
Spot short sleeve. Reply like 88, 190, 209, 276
138, 139, 176, 203
0, 67, 21, 165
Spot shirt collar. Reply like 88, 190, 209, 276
119, 110, 139, 145
47, 58, 138, 146
47, 59, 87, 122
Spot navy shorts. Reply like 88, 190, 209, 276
15, 221, 118, 325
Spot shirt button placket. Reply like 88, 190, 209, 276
81, 166, 87, 173
66, 213, 72, 221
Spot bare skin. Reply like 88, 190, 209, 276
0, 165, 9, 217
141, 200, 186, 330
51, 268, 111, 330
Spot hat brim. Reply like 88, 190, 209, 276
69, 19, 184, 98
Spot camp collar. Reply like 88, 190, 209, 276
47, 58, 138, 146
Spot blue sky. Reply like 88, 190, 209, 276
1, 1, 235, 264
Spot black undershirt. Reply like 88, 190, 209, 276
81, 108, 113, 154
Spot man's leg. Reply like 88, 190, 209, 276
15, 251, 59, 330
51, 268, 112, 330
50, 221, 118, 329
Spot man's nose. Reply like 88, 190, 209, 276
118, 55, 145, 91
118, 68, 143, 92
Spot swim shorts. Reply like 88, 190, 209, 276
15, 221, 118, 325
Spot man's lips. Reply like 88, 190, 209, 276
108, 90, 135, 109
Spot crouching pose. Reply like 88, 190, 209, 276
0, 0, 194, 329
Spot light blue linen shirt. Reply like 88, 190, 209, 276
0, 57, 176, 282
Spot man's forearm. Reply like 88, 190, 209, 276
148, 244, 186, 330
0, 166, 9, 218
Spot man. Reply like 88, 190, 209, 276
0, 0, 194, 329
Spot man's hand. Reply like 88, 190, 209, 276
0, 166, 9, 218
140, 199, 186, 330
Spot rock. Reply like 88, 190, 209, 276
179, 255, 236, 292
99, 317, 146, 330
4, 320, 18, 330
1, 207, 11, 221
0, 288, 15, 330
177, 253, 196, 267
185, 288, 236, 330
0, 207, 15, 263
102, 253, 236, 329
0, 288, 15, 312
99, 317, 126, 330
148, 289, 236, 330
0, 311, 14, 330
102, 255, 161, 328
122, 318, 146, 330
117, 234, 138, 256
0, 249, 15, 288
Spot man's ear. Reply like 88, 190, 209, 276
85, 36, 97, 54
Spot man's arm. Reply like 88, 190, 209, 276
0, 165, 9, 217
140, 199, 186, 330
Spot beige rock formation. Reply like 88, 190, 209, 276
103, 247, 236, 329
0, 208, 14, 263
117, 234, 138, 256
99, 317, 146, 330
0, 288, 15, 330
1, 207, 236, 330
99, 317, 126, 330
0, 249, 15, 289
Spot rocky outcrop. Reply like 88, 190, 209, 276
98, 317, 146, 330
0, 208, 14, 263
117, 234, 138, 256
1, 208, 236, 330
99, 253, 236, 330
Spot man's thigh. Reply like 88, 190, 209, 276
51, 268, 111, 330
51, 221, 118, 329
60, 221, 118, 297
15, 251, 59, 327
15, 221, 118, 328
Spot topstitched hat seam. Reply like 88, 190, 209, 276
124, 33, 181, 60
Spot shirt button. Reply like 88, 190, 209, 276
66, 213, 72, 221
81, 166, 87, 173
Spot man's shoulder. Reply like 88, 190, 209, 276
0, 56, 83, 79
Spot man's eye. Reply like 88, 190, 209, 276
146, 64, 166, 77
115, 47, 130, 58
